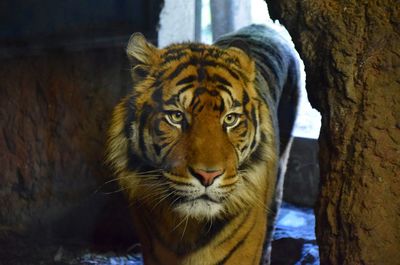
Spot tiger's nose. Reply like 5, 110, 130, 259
189, 167, 224, 187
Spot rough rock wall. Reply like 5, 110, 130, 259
0, 47, 135, 246
266, 0, 400, 264
284, 138, 319, 207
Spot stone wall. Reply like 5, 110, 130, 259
266, 0, 400, 264
0, 0, 163, 254
284, 138, 319, 207
0, 46, 137, 248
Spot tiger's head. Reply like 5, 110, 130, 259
107, 34, 275, 220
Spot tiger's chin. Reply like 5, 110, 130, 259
173, 197, 224, 220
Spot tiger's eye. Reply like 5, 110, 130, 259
168, 111, 184, 124
224, 113, 239, 126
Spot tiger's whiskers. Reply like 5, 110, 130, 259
180, 214, 190, 240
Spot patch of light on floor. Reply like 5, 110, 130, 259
279, 211, 307, 228
274, 203, 316, 241
274, 203, 320, 264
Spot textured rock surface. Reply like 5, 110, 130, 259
0, 47, 136, 247
284, 137, 319, 207
0, 0, 163, 254
267, 0, 400, 264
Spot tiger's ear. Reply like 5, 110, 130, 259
126, 33, 160, 81
225, 40, 255, 78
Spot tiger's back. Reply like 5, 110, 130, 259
216, 24, 301, 261
106, 23, 301, 265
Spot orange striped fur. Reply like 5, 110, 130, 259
106, 24, 300, 264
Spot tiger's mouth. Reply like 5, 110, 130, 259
180, 194, 221, 204
160, 170, 237, 218
173, 195, 225, 219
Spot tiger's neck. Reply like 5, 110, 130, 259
132, 200, 267, 265
133, 200, 231, 251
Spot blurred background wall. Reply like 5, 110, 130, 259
0, 0, 163, 253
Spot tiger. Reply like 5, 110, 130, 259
106, 23, 301, 265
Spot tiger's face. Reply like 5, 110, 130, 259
119, 34, 268, 220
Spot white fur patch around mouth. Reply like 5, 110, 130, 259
174, 196, 224, 219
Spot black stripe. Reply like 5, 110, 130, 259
160, 52, 188, 65
216, 239, 245, 265
216, 210, 250, 247
256, 63, 278, 101
192, 87, 207, 99
188, 44, 207, 53
191, 97, 202, 112
126, 147, 141, 171
138, 104, 152, 162
142, 212, 171, 261
239, 130, 247, 138
218, 36, 285, 73
178, 84, 195, 94
209, 90, 219, 96
236, 138, 246, 144
215, 84, 239, 110
213, 74, 232, 87
164, 96, 179, 107
150, 79, 162, 90
202, 46, 224, 58
198, 67, 207, 81
260, 132, 267, 143
151, 87, 163, 103
250, 137, 257, 152
215, 99, 225, 113
216, 85, 233, 99
153, 118, 167, 136
165, 56, 246, 85
224, 56, 240, 67
161, 47, 187, 57
158, 141, 172, 150
201, 60, 241, 80
242, 90, 250, 108
164, 84, 195, 106
240, 145, 248, 154
153, 143, 161, 156
232, 99, 242, 107
167, 57, 198, 80
252, 46, 284, 74
176, 75, 197, 86
160, 144, 174, 166
153, 141, 172, 158
215, 213, 255, 265
126, 148, 155, 173
124, 95, 136, 138
248, 144, 267, 165
196, 104, 204, 113
173, 218, 230, 256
